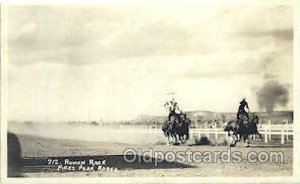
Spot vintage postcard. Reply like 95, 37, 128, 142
1, 0, 300, 183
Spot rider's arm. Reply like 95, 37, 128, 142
244, 103, 249, 112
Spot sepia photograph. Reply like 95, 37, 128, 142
1, 0, 299, 183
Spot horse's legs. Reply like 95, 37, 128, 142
244, 134, 250, 147
230, 134, 237, 147
170, 134, 174, 145
180, 135, 185, 144
250, 134, 254, 142
178, 134, 182, 141
166, 135, 170, 146
233, 136, 237, 147
233, 133, 240, 142
174, 134, 178, 144
257, 132, 263, 141
235, 134, 239, 142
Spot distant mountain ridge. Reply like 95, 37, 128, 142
135, 110, 293, 125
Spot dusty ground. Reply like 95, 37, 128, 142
7, 122, 293, 177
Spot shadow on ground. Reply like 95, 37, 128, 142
8, 132, 194, 177
20, 155, 194, 174
8, 132, 23, 177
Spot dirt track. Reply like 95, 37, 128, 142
8, 132, 293, 177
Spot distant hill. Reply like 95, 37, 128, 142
10, 110, 293, 128
133, 110, 293, 127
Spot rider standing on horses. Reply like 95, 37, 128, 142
164, 97, 180, 121
236, 97, 250, 121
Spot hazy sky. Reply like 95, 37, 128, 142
6, 3, 293, 122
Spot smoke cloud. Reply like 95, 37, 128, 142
256, 81, 289, 112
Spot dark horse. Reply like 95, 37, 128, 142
224, 114, 262, 147
175, 114, 190, 143
162, 113, 190, 146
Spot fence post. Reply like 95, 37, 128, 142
264, 133, 268, 143
196, 121, 200, 139
286, 119, 289, 142
214, 121, 218, 139
227, 133, 231, 145
264, 122, 268, 143
281, 129, 284, 144
205, 123, 208, 137
268, 120, 271, 141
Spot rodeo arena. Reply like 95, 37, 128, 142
161, 97, 293, 147
7, 96, 293, 177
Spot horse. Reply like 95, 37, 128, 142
223, 120, 240, 146
174, 114, 190, 144
162, 119, 173, 146
238, 115, 263, 146
224, 114, 262, 147
162, 113, 190, 146
162, 116, 178, 146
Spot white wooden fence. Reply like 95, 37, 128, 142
142, 119, 293, 145
191, 119, 292, 144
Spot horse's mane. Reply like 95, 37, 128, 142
250, 115, 259, 124
227, 120, 237, 125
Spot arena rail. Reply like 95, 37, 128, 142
142, 119, 293, 144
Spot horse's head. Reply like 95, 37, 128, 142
186, 118, 191, 126
170, 116, 176, 122
179, 113, 185, 121
224, 121, 236, 131
224, 121, 238, 137
239, 113, 248, 121
251, 115, 259, 124
183, 113, 187, 119
162, 119, 170, 131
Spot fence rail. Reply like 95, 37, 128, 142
189, 126, 293, 144
141, 120, 293, 145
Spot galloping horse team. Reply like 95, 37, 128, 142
162, 111, 191, 146
224, 113, 263, 147
162, 97, 263, 147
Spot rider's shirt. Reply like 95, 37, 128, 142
164, 100, 176, 111
238, 100, 249, 112
174, 106, 180, 114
